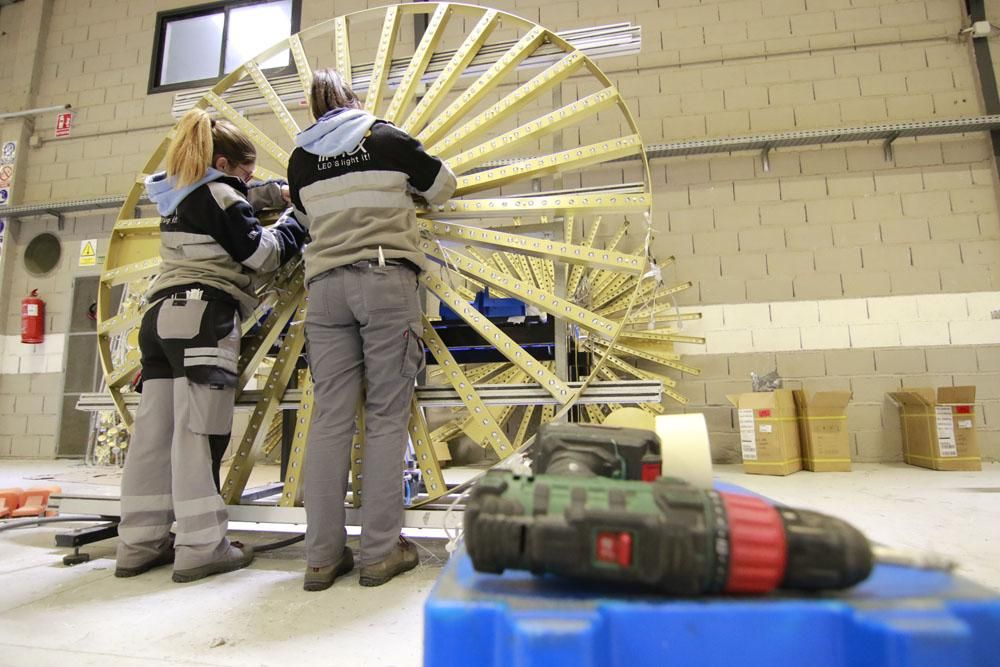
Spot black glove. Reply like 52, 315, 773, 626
274, 209, 308, 263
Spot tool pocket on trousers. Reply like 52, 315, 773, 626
400, 322, 425, 379
188, 382, 236, 436
156, 299, 207, 340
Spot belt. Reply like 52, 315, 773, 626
348, 259, 410, 269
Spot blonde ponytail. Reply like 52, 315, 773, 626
166, 109, 213, 187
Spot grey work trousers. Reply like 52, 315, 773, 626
116, 297, 240, 571
303, 263, 423, 568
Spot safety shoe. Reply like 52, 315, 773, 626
303, 546, 355, 592
115, 544, 175, 578
172, 541, 254, 583
359, 536, 418, 587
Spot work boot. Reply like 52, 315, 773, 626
172, 541, 254, 583
303, 546, 355, 592
115, 537, 175, 578
359, 536, 418, 587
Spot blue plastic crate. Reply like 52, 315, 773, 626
424, 484, 1000, 667
438, 289, 526, 321
478, 288, 525, 318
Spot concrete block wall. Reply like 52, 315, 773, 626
0, 213, 113, 458
1, 0, 999, 463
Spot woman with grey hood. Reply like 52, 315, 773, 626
286, 69, 456, 591
115, 109, 306, 583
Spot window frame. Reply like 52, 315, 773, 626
148, 0, 302, 95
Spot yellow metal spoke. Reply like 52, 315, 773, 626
454, 135, 643, 196
584, 404, 605, 423
403, 9, 499, 135
421, 272, 572, 403
568, 217, 601, 297
252, 164, 286, 182
102, 257, 161, 286
421, 242, 620, 338
289, 34, 313, 113
422, 315, 515, 457
407, 398, 447, 502
363, 6, 400, 115
503, 251, 535, 287
245, 60, 300, 141
335, 16, 352, 86
462, 362, 510, 383
97, 308, 144, 336
598, 280, 692, 317
205, 92, 289, 167
113, 218, 160, 235
447, 87, 620, 174
589, 337, 701, 376
418, 192, 650, 219
105, 353, 139, 389
431, 51, 586, 158
625, 307, 702, 325
619, 328, 706, 345
527, 255, 553, 292
222, 303, 307, 503
417, 26, 546, 147
513, 405, 536, 449
540, 404, 556, 423
417, 219, 644, 274
385, 4, 450, 124
279, 371, 313, 507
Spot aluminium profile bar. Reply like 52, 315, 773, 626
75, 380, 662, 413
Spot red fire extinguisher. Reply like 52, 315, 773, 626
21, 289, 44, 344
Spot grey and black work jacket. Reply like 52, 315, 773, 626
286, 108, 457, 285
145, 169, 306, 318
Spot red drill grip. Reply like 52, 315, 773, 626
719, 492, 787, 594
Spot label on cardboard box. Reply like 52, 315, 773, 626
760, 424, 772, 433
935, 406, 957, 457
959, 420, 973, 429
738, 408, 757, 461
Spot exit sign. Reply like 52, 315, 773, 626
55, 112, 73, 138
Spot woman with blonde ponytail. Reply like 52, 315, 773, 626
115, 109, 307, 583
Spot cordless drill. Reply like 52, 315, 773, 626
463, 423, 875, 594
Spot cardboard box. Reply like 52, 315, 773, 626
793, 390, 853, 472
887, 387, 981, 471
727, 390, 802, 476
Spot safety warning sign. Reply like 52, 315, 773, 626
0, 165, 13, 188
80, 239, 97, 267
0, 188, 9, 207
0, 141, 16, 165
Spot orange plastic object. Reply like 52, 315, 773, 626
11, 485, 61, 518
0, 487, 24, 519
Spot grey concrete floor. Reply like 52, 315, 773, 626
0, 459, 997, 665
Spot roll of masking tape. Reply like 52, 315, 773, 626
654, 413, 713, 490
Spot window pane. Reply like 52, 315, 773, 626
224, 0, 293, 73
160, 13, 225, 85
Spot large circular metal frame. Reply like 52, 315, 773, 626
99, 3, 699, 508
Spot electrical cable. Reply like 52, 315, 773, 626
0, 515, 111, 533
251, 533, 305, 553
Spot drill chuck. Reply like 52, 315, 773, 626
465, 471, 874, 595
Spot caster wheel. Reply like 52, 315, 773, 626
63, 552, 91, 566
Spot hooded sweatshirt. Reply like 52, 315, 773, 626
287, 108, 456, 284
145, 169, 306, 318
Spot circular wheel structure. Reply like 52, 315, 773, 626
98, 3, 702, 508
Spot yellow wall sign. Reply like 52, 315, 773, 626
80, 239, 97, 267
